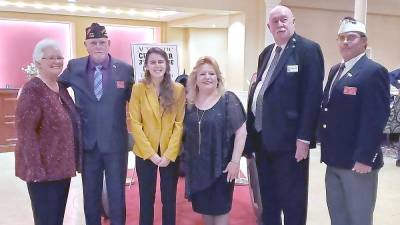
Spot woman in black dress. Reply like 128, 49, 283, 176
184, 56, 247, 225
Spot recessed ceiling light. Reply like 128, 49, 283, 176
67, 0, 77, 3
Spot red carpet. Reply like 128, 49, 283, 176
103, 175, 257, 225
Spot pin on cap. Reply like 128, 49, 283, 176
338, 18, 366, 35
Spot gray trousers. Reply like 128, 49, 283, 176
325, 166, 378, 225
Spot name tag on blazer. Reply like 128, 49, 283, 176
116, 80, 125, 89
287, 65, 299, 73
343, 86, 357, 95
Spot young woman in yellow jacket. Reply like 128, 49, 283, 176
129, 47, 185, 225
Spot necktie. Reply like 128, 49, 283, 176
254, 46, 282, 132
332, 63, 345, 87
94, 65, 103, 100
328, 63, 345, 100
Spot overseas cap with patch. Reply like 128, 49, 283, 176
338, 18, 366, 35
86, 23, 108, 40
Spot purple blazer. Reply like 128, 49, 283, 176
15, 77, 82, 182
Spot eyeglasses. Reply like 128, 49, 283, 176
337, 34, 362, 43
41, 57, 64, 61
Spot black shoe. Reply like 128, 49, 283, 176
396, 159, 400, 167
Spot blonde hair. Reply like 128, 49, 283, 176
186, 56, 225, 104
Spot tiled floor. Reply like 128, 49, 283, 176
1, 148, 399, 225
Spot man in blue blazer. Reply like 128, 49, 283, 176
319, 17, 390, 225
244, 5, 324, 225
59, 23, 134, 225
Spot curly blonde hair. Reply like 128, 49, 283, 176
186, 56, 225, 105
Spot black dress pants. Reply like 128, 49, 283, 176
256, 150, 309, 225
82, 146, 128, 225
27, 178, 71, 225
136, 156, 179, 225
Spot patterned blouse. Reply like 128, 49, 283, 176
15, 77, 80, 182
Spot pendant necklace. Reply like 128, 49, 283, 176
196, 107, 207, 154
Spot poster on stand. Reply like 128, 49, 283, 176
131, 43, 179, 82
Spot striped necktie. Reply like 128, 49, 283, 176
254, 46, 282, 132
94, 65, 103, 101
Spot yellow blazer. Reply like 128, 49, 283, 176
129, 82, 185, 161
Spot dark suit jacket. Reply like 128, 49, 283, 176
244, 33, 324, 154
59, 56, 134, 153
319, 55, 390, 170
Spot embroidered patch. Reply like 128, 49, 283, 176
116, 80, 125, 89
343, 86, 357, 95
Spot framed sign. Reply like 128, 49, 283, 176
131, 43, 179, 82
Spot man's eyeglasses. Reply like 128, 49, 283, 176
41, 57, 64, 61
337, 34, 361, 43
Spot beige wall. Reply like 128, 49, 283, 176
187, 28, 228, 77
166, 27, 228, 77
290, 6, 400, 83
165, 27, 188, 75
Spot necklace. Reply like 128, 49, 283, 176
196, 107, 207, 154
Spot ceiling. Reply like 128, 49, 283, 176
0, 0, 238, 28
0, 0, 399, 28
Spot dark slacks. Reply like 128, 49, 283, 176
325, 166, 378, 225
136, 156, 179, 225
82, 145, 128, 225
27, 178, 71, 225
256, 150, 309, 225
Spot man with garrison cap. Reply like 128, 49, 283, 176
319, 17, 390, 225
59, 23, 134, 225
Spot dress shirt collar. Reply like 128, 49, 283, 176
341, 52, 365, 74
88, 54, 110, 71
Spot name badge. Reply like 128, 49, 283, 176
287, 65, 299, 73
343, 86, 357, 95
116, 80, 125, 89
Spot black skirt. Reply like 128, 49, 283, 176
191, 174, 234, 215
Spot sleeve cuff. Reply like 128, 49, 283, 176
297, 139, 310, 144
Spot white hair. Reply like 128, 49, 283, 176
32, 39, 61, 63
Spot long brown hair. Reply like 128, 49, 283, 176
142, 47, 175, 112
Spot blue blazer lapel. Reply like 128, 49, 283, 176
265, 36, 296, 91
74, 57, 98, 101
322, 64, 340, 104
102, 59, 119, 98
333, 55, 367, 89
346, 55, 368, 79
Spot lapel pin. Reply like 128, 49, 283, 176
347, 73, 352, 78
113, 65, 117, 69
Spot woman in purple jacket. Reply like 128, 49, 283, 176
15, 39, 81, 225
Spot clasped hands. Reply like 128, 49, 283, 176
150, 154, 170, 167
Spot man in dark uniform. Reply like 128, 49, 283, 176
319, 17, 390, 225
59, 23, 134, 225
244, 5, 324, 225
